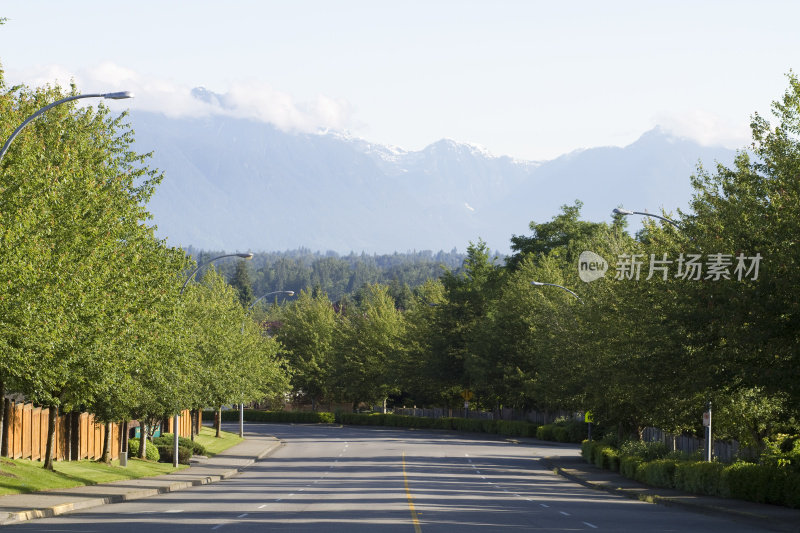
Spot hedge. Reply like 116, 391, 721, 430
335, 412, 538, 438
204, 409, 336, 424
536, 420, 586, 443
582, 441, 800, 508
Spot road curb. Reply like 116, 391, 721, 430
0, 438, 282, 526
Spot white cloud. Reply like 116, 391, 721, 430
6, 62, 354, 133
655, 109, 751, 149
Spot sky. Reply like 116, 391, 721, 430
0, 1, 798, 161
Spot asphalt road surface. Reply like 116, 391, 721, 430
3, 423, 769, 532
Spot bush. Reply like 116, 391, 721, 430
673, 461, 724, 496
127, 439, 161, 462
537, 424, 556, 441
156, 445, 193, 465
619, 440, 668, 461
154, 434, 208, 456
581, 440, 598, 462
637, 459, 678, 488
620, 455, 643, 479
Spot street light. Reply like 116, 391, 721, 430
237, 290, 296, 437
176, 252, 254, 467
530, 281, 583, 303
0, 92, 134, 164
612, 207, 680, 229
180, 252, 254, 294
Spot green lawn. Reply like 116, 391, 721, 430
0, 427, 242, 496
194, 425, 244, 455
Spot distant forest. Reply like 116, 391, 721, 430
185, 247, 469, 305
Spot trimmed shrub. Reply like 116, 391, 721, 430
205, 409, 336, 424
637, 459, 678, 489
537, 424, 556, 441
581, 440, 598, 463
590, 445, 619, 471
673, 461, 725, 496
562, 419, 588, 442
154, 434, 208, 456
619, 455, 643, 479
553, 426, 570, 443
157, 445, 193, 465
619, 440, 668, 461
127, 439, 161, 462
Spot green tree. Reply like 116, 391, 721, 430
0, 79, 169, 468
230, 259, 254, 307
276, 289, 339, 410
330, 283, 406, 410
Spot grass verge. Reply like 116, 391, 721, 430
0, 456, 183, 496
0, 427, 242, 496
194, 425, 244, 456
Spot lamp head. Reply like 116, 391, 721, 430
103, 91, 134, 100
238, 252, 254, 260
613, 207, 634, 215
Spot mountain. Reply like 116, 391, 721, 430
130, 111, 737, 254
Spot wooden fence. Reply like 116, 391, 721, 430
1, 400, 193, 462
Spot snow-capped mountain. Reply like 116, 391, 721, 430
130, 109, 736, 254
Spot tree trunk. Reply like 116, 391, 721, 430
0, 380, 5, 455
139, 423, 147, 459
215, 406, 221, 438
43, 405, 58, 471
1, 397, 10, 457
120, 420, 129, 467
101, 421, 111, 463
190, 409, 196, 441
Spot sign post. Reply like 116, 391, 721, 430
584, 410, 594, 441
702, 402, 712, 462
461, 389, 473, 419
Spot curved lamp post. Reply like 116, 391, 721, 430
530, 281, 583, 303
176, 252, 253, 466
0, 91, 134, 164
237, 290, 295, 437
613, 207, 680, 229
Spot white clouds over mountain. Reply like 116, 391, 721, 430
6, 63, 355, 134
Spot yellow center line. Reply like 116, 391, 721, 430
402, 451, 422, 533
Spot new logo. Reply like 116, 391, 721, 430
578, 251, 608, 282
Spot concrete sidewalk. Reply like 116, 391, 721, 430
0, 433, 282, 526
543, 454, 800, 533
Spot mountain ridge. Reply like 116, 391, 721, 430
130, 111, 736, 254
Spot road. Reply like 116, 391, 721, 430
4, 423, 768, 532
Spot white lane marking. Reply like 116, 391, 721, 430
211, 525, 225, 530
559, 511, 570, 516
540, 503, 550, 508
583, 522, 598, 529
237, 513, 248, 518
299, 488, 305, 492
526, 498, 533, 502
276, 498, 282, 502
165, 509, 183, 513
258, 504, 267, 509
481, 476, 486, 479
289, 493, 295, 497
